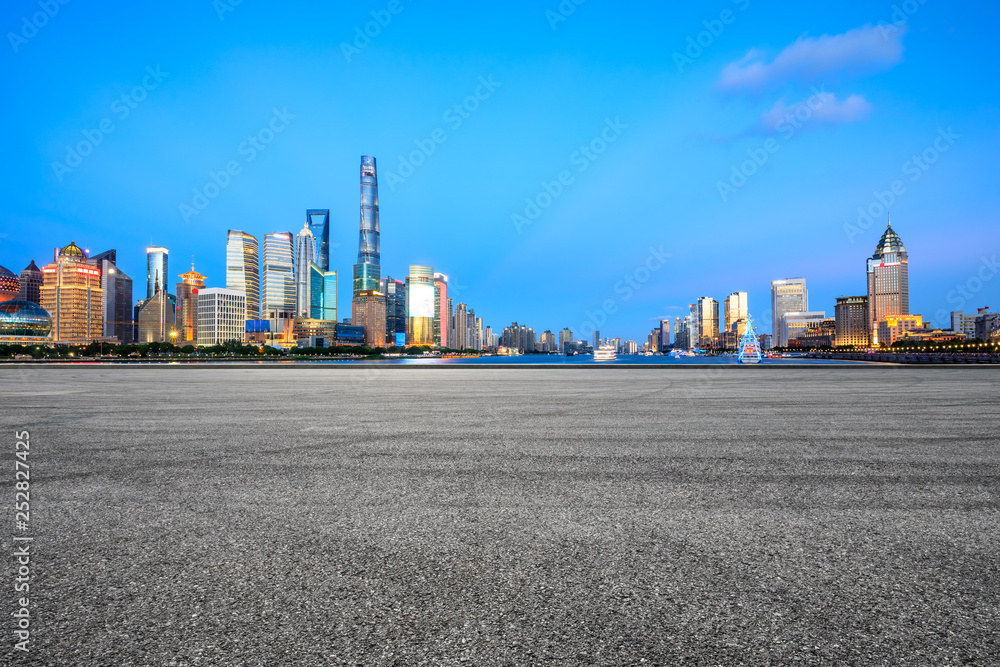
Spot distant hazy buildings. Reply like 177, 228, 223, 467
91, 249, 133, 344
558, 327, 573, 353
406, 265, 434, 346
175, 266, 206, 345
146, 246, 168, 301
835, 296, 869, 348
867, 221, 909, 345
502, 322, 535, 352
197, 288, 246, 346
17, 261, 42, 304
40, 242, 103, 342
687, 304, 699, 349
771, 278, 808, 346
226, 230, 260, 321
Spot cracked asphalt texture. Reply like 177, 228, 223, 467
2, 365, 998, 666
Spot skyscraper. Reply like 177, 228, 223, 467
867, 219, 909, 345
835, 295, 869, 348
176, 266, 206, 345
771, 278, 808, 344
687, 304, 699, 349
697, 296, 719, 347
306, 209, 330, 272
197, 288, 246, 346
659, 319, 671, 349
40, 242, 103, 342
262, 231, 295, 315
226, 230, 260, 321
353, 290, 386, 347
724, 292, 748, 336
91, 250, 133, 344
558, 327, 573, 353
295, 222, 315, 318
308, 263, 338, 321
381, 276, 406, 346
146, 246, 168, 301
433, 273, 448, 348
406, 265, 434, 346
17, 261, 43, 304
353, 156, 381, 297
454, 303, 469, 349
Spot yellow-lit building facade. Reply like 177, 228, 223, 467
39, 242, 103, 343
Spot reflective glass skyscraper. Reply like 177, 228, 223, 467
295, 222, 315, 317
226, 230, 260, 321
353, 156, 381, 296
309, 262, 337, 322
306, 209, 330, 272
262, 232, 295, 315
771, 278, 808, 345
146, 246, 168, 300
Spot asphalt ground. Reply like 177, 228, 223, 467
1, 365, 998, 666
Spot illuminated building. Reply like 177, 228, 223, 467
295, 222, 315, 317
226, 230, 260, 321
433, 273, 448, 347
454, 303, 468, 349
835, 296, 869, 348
406, 265, 434, 345
0, 265, 19, 303
263, 232, 295, 314
474, 316, 483, 351
697, 296, 719, 348
39, 242, 103, 342
381, 276, 406, 346
723, 292, 748, 347
353, 289, 386, 347
90, 250, 133, 344
353, 156, 381, 302
771, 278, 808, 346
876, 314, 923, 346
146, 246, 168, 300
558, 327, 573, 353
659, 319, 671, 349
793, 319, 836, 348
197, 288, 246, 346
0, 300, 52, 344
292, 319, 365, 347
137, 278, 176, 344
950, 311, 977, 338
687, 304, 699, 349
175, 266, 206, 345
308, 263, 337, 321
779, 311, 826, 348
867, 219, 909, 345
501, 322, 535, 352
306, 209, 330, 271
17, 261, 43, 304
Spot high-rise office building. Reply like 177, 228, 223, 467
835, 296, 869, 348
540, 330, 555, 352
593, 330, 601, 349
197, 288, 246, 346
306, 209, 330, 272
659, 319, 671, 349
137, 287, 176, 343
688, 304, 700, 349
353, 156, 381, 299
295, 223, 315, 318
950, 311, 977, 338
308, 263, 338, 322
17, 261, 43, 304
90, 250, 133, 344
454, 303, 469, 349
867, 219, 909, 345
558, 327, 573, 353
226, 230, 260, 321
0, 265, 19, 304
780, 311, 826, 348
353, 290, 386, 347
381, 276, 406, 346
433, 273, 448, 348
175, 266, 206, 345
697, 296, 719, 347
406, 265, 435, 345
724, 292, 748, 336
771, 278, 808, 345
262, 232, 295, 316
146, 246, 168, 301
39, 242, 103, 342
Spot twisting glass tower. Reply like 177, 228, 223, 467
353, 156, 381, 295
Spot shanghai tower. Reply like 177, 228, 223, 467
353, 155, 381, 296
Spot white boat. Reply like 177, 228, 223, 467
594, 344, 617, 361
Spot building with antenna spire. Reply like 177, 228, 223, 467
352, 156, 386, 346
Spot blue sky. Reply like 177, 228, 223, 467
2, 0, 998, 339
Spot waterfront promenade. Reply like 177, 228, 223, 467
2, 366, 998, 665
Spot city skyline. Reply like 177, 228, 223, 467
2, 3, 999, 341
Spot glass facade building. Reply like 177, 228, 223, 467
295, 223, 315, 317
0, 300, 51, 340
306, 209, 330, 272
91, 250, 134, 344
263, 231, 295, 315
308, 262, 337, 322
433, 273, 448, 348
146, 246, 169, 301
381, 276, 406, 346
867, 220, 909, 345
353, 156, 381, 298
697, 296, 719, 348
226, 230, 260, 321
406, 265, 435, 346
771, 278, 808, 347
